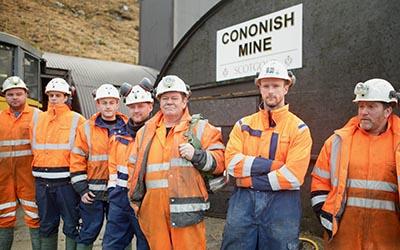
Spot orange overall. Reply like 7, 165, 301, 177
0, 105, 41, 228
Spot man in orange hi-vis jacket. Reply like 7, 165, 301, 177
70, 84, 128, 249
103, 84, 153, 250
221, 60, 312, 250
31, 78, 86, 249
128, 75, 225, 250
0, 76, 41, 250
311, 78, 400, 249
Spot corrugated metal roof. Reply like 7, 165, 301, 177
43, 52, 158, 118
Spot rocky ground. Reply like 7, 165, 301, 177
0, 0, 139, 64
12, 209, 322, 250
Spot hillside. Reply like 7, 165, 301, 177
0, 0, 139, 64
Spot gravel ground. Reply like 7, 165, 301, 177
11, 209, 322, 249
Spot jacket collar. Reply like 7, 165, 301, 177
258, 104, 290, 130
47, 103, 70, 116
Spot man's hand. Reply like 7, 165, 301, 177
179, 143, 195, 161
81, 191, 95, 204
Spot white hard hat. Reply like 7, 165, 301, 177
2, 76, 28, 93
353, 78, 397, 103
156, 75, 190, 98
94, 84, 120, 101
126, 85, 153, 105
45, 78, 71, 95
255, 60, 295, 87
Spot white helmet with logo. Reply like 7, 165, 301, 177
126, 85, 153, 105
94, 84, 120, 101
156, 75, 190, 98
2, 76, 28, 93
255, 60, 295, 87
353, 78, 397, 103
45, 78, 71, 95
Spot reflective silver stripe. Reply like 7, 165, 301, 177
117, 179, 128, 188
171, 158, 193, 167
19, 199, 37, 208
267, 171, 281, 190
117, 165, 128, 175
129, 155, 137, 164
32, 143, 72, 150
88, 183, 107, 191
71, 174, 87, 184
320, 216, 332, 231
108, 174, 117, 188
347, 197, 396, 211
279, 165, 301, 189
206, 143, 225, 150
0, 211, 16, 218
72, 147, 87, 157
24, 210, 39, 219
109, 173, 117, 181
146, 179, 168, 189
311, 195, 328, 207
398, 175, 400, 186
196, 119, 207, 142
88, 154, 108, 161
201, 151, 214, 172
84, 121, 91, 153
243, 156, 255, 177
0, 139, 30, 146
147, 163, 170, 173
227, 154, 244, 176
0, 150, 32, 158
312, 166, 330, 179
69, 113, 80, 149
347, 179, 398, 193
31, 108, 39, 149
32, 171, 70, 179
0, 201, 17, 210
170, 202, 210, 213
330, 135, 341, 187
32, 113, 81, 150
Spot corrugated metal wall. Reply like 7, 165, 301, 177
44, 52, 158, 118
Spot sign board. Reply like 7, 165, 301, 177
216, 4, 303, 82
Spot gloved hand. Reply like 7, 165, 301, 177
179, 143, 195, 160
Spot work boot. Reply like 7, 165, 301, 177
29, 228, 41, 250
76, 243, 93, 250
41, 233, 58, 250
125, 243, 132, 250
65, 236, 77, 250
0, 228, 14, 250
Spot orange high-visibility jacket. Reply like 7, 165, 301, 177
30, 103, 85, 180
128, 108, 225, 227
225, 105, 312, 190
70, 112, 128, 200
311, 115, 400, 241
0, 105, 41, 228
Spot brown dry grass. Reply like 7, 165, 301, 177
0, 0, 139, 64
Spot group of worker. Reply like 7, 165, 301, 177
0, 59, 399, 250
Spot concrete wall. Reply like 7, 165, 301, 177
139, 0, 174, 70
140, 0, 220, 70
158, 0, 400, 235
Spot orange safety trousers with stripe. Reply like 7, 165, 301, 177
311, 116, 400, 249
0, 105, 41, 228
128, 109, 225, 250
